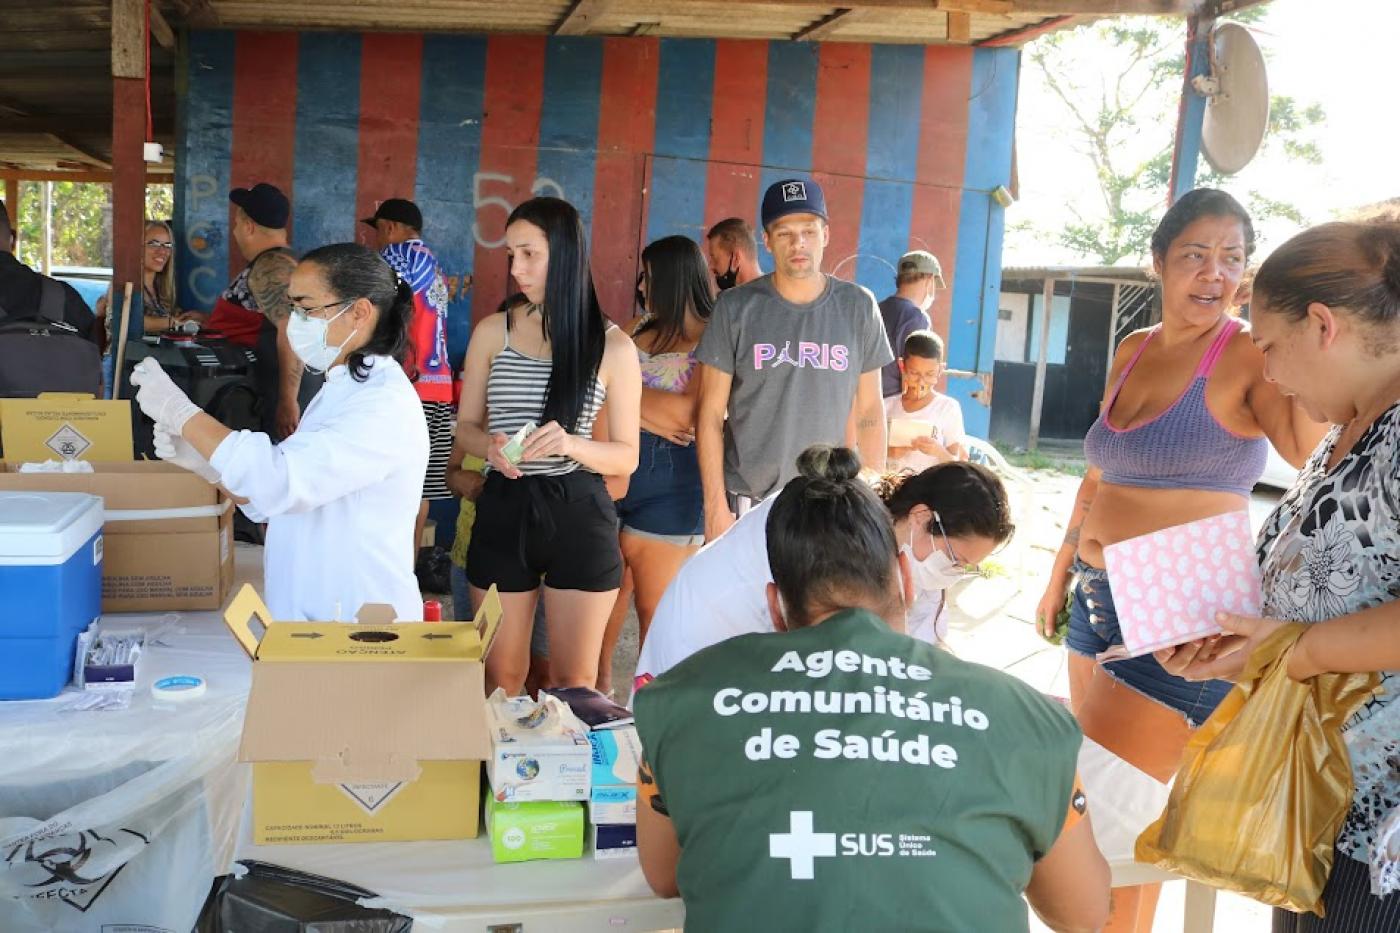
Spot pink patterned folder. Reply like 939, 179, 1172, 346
1101, 510, 1262, 659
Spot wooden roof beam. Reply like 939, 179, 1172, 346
699, 0, 1184, 11
946, 11, 972, 41
794, 9, 870, 41
149, 3, 176, 50
170, 0, 219, 28
1007, 0, 1191, 13
47, 134, 111, 169
555, 0, 614, 36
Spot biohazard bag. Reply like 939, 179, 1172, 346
1135, 624, 1380, 915
0, 703, 246, 931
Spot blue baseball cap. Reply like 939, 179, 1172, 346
761, 178, 828, 230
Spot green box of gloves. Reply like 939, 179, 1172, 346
485, 792, 585, 864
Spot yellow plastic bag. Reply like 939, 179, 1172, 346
1135, 624, 1380, 915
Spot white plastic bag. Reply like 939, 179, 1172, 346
0, 727, 244, 931
1078, 737, 1171, 864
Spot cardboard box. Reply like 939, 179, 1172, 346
486, 693, 592, 803
0, 394, 133, 462
486, 794, 584, 864
591, 822, 638, 860
590, 726, 642, 788
588, 726, 641, 823
0, 461, 234, 612
225, 584, 503, 845
589, 794, 637, 826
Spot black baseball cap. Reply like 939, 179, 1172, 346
761, 178, 828, 230
229, 183, 289, 230
361, 198, 423, 231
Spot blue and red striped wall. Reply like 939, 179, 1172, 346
175, 32, 1018, 436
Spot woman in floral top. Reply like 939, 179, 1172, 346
1161, 220, 1400, 930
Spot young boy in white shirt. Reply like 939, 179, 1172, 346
884, 330, 966, 472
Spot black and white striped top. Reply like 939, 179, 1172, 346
486, 316, 605, 477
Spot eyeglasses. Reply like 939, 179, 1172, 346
930, 511, 966, 567
144, 240, 174, 251
289, 298, 355, 322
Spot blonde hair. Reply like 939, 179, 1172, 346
145, 220, 177, 314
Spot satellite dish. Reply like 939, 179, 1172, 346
1196, 22, 1270, 175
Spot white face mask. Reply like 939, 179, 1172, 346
918, 285, 935, 314
900, 513, 967, 595
287, 303, 355, 374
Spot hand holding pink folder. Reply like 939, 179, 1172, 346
1101, 510, 1262, 660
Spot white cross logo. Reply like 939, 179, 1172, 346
782, 181, 807, 202
769, 810, 837, 880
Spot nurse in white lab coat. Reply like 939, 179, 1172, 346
131, 242, 429, 621
633, 459, 1015, 685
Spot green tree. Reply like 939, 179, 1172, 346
1018, 12, 1324, 265
15, 182, 176, 271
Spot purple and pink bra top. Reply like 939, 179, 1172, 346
1083, 317, 1267, 497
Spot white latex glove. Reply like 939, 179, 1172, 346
130, 358, 202, 433
154, 427, 221, 485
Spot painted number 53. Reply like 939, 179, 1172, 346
472, 173, 566, 248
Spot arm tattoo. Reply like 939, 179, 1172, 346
857, 417, 879, 430
1064, 526, 1081, 547
249, 252, 296, 323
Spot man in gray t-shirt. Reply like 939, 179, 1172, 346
696, 178, 892, 540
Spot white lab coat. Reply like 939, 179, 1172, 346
635, 496, 951, 686
210, 355, 429, 622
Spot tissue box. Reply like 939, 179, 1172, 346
592, 822, 638, 860
487, 693, 592, 802
486, 794, 584, 864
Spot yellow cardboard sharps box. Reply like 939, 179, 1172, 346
224, 584, 502, 845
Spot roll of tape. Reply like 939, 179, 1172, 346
151, 675, 206, 701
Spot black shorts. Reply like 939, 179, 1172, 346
465, 470, 622, 593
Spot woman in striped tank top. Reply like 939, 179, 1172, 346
456, 197, 641, 695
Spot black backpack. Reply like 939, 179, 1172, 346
0, 277, 102, 398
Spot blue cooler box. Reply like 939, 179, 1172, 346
0, 491, 104, 699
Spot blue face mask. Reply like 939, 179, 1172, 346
287, 302, 355, 374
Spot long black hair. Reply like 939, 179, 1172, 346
299, 242, 412, 383
766, 446, 901, 629
634, 235, 715, 354
876, 461, 1014, 545
506, 197, 607, 433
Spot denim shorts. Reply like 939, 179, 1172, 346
1065, 559, 1233, 727
617, 431, 704, 539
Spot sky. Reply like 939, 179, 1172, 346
1004, 0, 1400, 267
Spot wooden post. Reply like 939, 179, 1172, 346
42, 182, 53, 274
2, 178, 16, 249
1027, 277, 1056, 452
111, 0, 147, 342
1106, 282, 1121, 391
1168, 13, 1214, 205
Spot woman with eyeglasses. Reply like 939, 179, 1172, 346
98, 220, 180, 338
130, 242, 428, 621
633, 457, 1014, 690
